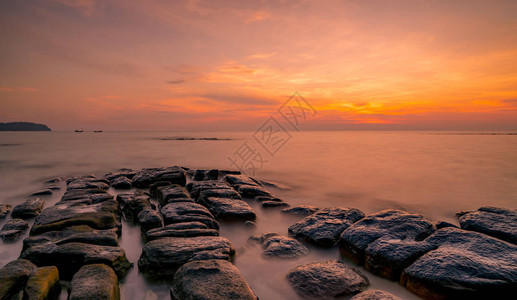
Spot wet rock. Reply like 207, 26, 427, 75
137, 209, 162, 232
45, 178, 62, 184
289, 207, 365, 247
186, 181, 233, 200
198, 188, 242, 203
156, 184, 192, 206
23, 225, 119, 250
61, 188, 113, 203
286, 260, 369, 298
222, 174, 258, 186
282, 205, 319, 216
261, 200, 290, 208
149, 181, 174, 197
138, 236, 235, 279
0, 203, 12, 218
401, 227, 517, 299
457, 206, 517, 244
24, 266, 60, 300
244, 221, 256, 227
339, 210, 435, 266
435, 221, 458, 229
255, 196, 283, 202
145, 223, 219, 241
199, 197, 256, 221
350, 290, 402, 300
11, 198, 44, 219
251, 233, 309, 258
105, 168, 136, 181
191, 169, 219, 181
236, 185, 273, 198
20, 242, 132, 279
132, 166, 186, 188
0, 259, 37, 300
69, 264, 120, 300
110, 176, 132, 189
46, 185, 61, 191
31, 189, 53, 196
161, 202, 219, 230
171, 260, 257, 300
117, 192, 152, 222
67, 178, 109, 191
1, 218, 29, 240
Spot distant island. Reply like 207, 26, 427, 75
0, 122, 51, 131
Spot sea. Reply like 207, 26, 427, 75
1, 131, 516, 299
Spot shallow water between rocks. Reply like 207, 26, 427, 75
1, 131, 516, 299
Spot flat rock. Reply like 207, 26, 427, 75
0, 218, 29, 240
282, 205, 319, 216
286, 260, 369, 298
11, 197, 45, 219
0, 259, 37, 300
69, 264, 120, 300
199, 197, 256, 221
31, 189, 53, 196
24, 266, 60, 300
61, 188, 114, 203
251, 233, 309, 258
117, 192, 152, 222
289, 207, 365, 247
261, 200, 290, 208
186, 181, 233, 200
457, 206, 517, 245
20, 242, 132, 279
137, 209, 162, 232
105, 168, 136, 181
161, 202, 219, 230
171, 259, 257, 300
138, 236, 235, 279
198, 188, 242, 203
191, 169, 219, 181
110, 176, 132, 189
350, 290, 402, 300
0, 203, 12, 218
23, 225, 118, 250
132, 166, 186, 188
145, 223, 218, 241
67, 178, 109, 191
149, 181, 175, 197
156, 184, 192, 206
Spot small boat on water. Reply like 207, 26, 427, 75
94, 130, 103, 133
74, 130, 83, 132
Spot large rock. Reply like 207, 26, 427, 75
67, 178, 109, 191
186, 181, 235, 200
350, 290, 402, 300
138, 236, 235, 279
400, 227, 517, 300
61, 188, 113, 203
250, 233, 309, 258
286, 260, 369, 298
0, 218, 29, 240
20, 242, 132, 279
110, 176, 132, 189
31, 189, 53, 196
0, 259, 37, 300
69, 264, 120, 300
23, 225, 118, 250
132, 166, 186, 188
161, 202, 219, 230
24, 266, 60, 300
171, 260, 257, 300
223, 174, 274, 198
457, 206, 517, 245
11, 198, 45, 219
190, 169, 219, 181
156, 184, 192, 206
199, 197, 256, 221
145, 223, 218, 241
137, 209, 162, 232
117, 192, 152, 222
289, 207, 365, 247
105, 168, 136, 181
198, 188, 242, 203
0, 203, 12, 218
282, 205, 319, 216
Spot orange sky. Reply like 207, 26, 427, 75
1, 0, 517, 131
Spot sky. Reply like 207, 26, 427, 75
1, 0, 517, 131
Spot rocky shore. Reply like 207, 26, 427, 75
1, 166, 516, 299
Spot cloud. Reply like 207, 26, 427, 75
166, 79, 186, 84
245, 11, 271, 23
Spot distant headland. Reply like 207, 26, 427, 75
0, 122, 51, 131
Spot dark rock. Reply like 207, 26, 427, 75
282, 205, 319, 216
0, 203, 12, 218
24, 266, 60, 300
198, 188, 242, 203
286, 260, 369, 298
30, 189, 53, 196
137, 209, 162, 232
161, 202, 219, 230
0, 259, 37, 299
145, 223, 219, 241
20, 242, 132, 279
199, 197, 256, 221
435, 221, 458, 229
117, 192, 152, 222
350, 290, 402, 300
69, 264, 120, 300
105, 168, 136, 181
255, 196, 283, 202
251, 234, 309, 258
61, 188, 113, 203
261, 200, 290, 208
12, 198, 45, 219
44, 178, 61, 184
222, 174, 258, 186
110, 176, 132, 189
244, 221, 256, 227
67, 178, 109, 191
149, 181, 174, 197
1, 218, 29, 240
46, 185, 61, 191
401, 227, 517, 300
132, 166, 186, 188
138, 236, 235, 279
156, 184, 191, 206
457, 206, 517, 245
339, 210, 434, 266
186, 181, 233, 200
236, 185, 273, 198
171, 259, 257, 300
23, 225, 118, 250
289, 207, 365, 247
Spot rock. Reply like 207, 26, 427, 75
286, 260, 369, 298
261, 200, 290, 208
282, 205, 319, 216
145, 223, 219, 241
117, 192, 152, 222
222, 174, 258, 186
156, 184, 192, 206
186, 181, 233, 200
69, 264, 120, 300
435, 221, 458, 229
11, 198, 45, 219
0, 203, 12, 218
24, 266, 60, 300
0, 259, 37, 300
20, 242, 132, 279
350, 290, 402, 300
244, 221, 256, 227
236, 185, 273, 198
138, 236, 235, 279
132, 166, 186, 188
110, 176, 132, 189
401, 227, 517, 299
457, 206, 517, 245
1, 218, 29, 240
137, 209, 162, 232
67, 178, 109, 191
171, 260, 257, 300
289, 207, 365, 247
105, 168, 136, 181
46, 185, 61, 191
149, 181, 174, 197
61, 188, 114, 203
199, 197, 256, 221
161, 202, 219, 230
191, 169, 219, 181
23, 225, 119, 250
198, 188, 242, 203
339, 210, 435, 266
31, 189, 53, 196
251, 233, 309, 258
